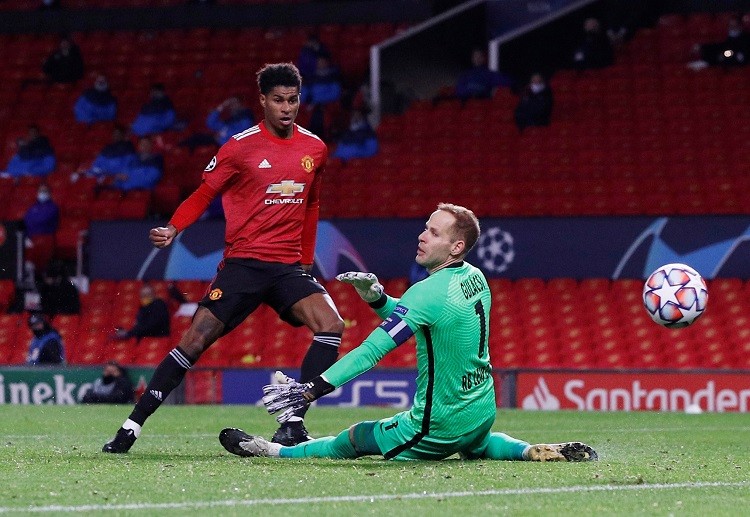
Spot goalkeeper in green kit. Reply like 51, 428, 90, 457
219, 203, 598, 462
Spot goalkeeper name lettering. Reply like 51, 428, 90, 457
462, 364, 492, 391
460, 274, 485, 300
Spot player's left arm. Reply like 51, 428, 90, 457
263, 282, 442, 421
300, 153, 326, 271
263, 326, 403, 420
302, 282, 442, 396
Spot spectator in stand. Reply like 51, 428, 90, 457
110, 136, 163, 192
179, 96, 255, 151
455, 48, 510, 101
4, 125, 56, 179
89, 126, 137, 181
131, 83, 177, 136
42, 34, 84, 85
82, 361, 135, 404
39, 259, 80, 317
206, 96, 255, 145
514, 73, 553, 132
297, 34, 331, 80
332, 109, 379, 162
690, 14, 750, 69
74, 74, 117, 124
571, 18, 614, 70
113, 284, 170, 342
301, 56, 344, 140
301, 56, 342, 106
23, 184, 59, 272
26, 312, 65, 365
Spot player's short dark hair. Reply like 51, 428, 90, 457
256, 63, 302, 95
437, 202, 481, 255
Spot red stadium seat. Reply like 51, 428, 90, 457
55, 217, 89, 261
0, 314, 22, 364
152, 182, 182, 216
0, 280, 15, 313
184, 369, 222, 404
117, 197, 149, 220
132, 337, 172, 366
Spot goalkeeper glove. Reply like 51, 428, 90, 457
262, 371, 335, 423
335, 271, 384, 303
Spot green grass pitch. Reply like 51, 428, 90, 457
1, 405, 749, 516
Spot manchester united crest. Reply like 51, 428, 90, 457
208, 288, 223, 301
301, 155, 315, 173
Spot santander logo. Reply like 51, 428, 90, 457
518, 373, 750, 413
521, 377, 560, 410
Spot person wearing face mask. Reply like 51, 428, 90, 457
74, 74, 118, 124
82, 361, 135, 404
331, 109, 379, 162
131, 83, 177, 137
113, 284, 170, 342
26, 312, 65, 365
110, 136, 163, 192
23, 184, 59, 272
514, 73, 553, 132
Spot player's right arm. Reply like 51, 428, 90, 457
149, 140, 238, 249
149, 182, 219, 249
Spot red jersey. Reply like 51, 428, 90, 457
201, 122, 327, 264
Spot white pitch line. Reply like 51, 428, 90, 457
0, 481, 747, 514
5, 425, 750, 441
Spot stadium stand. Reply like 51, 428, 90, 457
1, 14, 746, 225
0, 276, 745, 370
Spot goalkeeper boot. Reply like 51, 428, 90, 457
102, 427, 137, 454
527, 442, 598, 462
271, 420, 312, 446
220, 428, 279, 457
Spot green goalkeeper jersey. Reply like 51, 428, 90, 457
324, 261, 495, 438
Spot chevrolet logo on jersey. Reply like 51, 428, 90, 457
267, 180, 305, 196
265, 180, 305, 205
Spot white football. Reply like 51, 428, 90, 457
642, 263, 708, 328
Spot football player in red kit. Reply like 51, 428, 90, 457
103, 63, 344, 453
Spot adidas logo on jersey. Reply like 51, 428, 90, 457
149, 390, 163, 401
258, 159, 272, 169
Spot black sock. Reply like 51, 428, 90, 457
129, 347, 195, 426
294, 332, 341, 419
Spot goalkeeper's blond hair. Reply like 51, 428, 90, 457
436, 202, 480, 256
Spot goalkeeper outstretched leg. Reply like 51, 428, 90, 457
219, 428, 281, 457
525, 442, 598, 462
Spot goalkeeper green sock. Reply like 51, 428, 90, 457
481, 432, 529, 460
279, 428, 356, 459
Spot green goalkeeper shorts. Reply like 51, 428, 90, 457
372, 410, 495, 461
